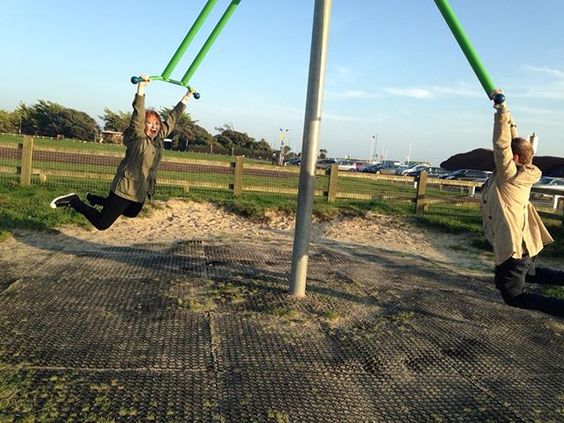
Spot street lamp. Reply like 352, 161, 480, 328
369, 134, 378, 162
407, 143, 415, 165
279, 128, 289, 165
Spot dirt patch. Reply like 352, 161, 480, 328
1, 199, 503, 278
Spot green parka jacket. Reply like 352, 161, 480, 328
481, 106, 553, 265
110, 94, 185, 202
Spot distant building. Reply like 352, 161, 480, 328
101, 130, 123, 145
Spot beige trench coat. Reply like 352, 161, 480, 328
481, 106, 553, 265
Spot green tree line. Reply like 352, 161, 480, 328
0, 101, 286, 160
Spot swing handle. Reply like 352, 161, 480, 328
492, 93, 505, 105
130, 76, 201, 100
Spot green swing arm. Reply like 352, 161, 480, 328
433, 0, 505, 104
131, 0, 242, 99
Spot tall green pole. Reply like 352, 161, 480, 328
181, 0, 241, 85
434, 0, 496, 97
161, 0, 219, 80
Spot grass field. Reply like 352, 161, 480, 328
1, 133, 562, 259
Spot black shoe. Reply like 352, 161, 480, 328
50, 193, 78, 209
85, 192, 95, 206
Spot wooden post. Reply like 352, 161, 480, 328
19, 136, 33, 186
231, 156, 243, 197
327, 163, 338, 203
415, 171, 428, 214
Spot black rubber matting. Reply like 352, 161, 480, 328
0, 236, 562, 422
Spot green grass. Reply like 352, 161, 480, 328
0, 181, 86, 234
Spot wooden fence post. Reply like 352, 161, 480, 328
231, 156, 243, 197
327, 163, 338, 203
415, 171, 428, 214
18, 136, 33, 186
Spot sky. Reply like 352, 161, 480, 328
1, 0, 563, 166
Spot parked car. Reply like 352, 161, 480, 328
531, 176, 564, 199
405, 166, 449, 178
441, 169, 492, 182
381, 165, 405, 175
336, 159, 357, 171
316, 158, 337, 170
397, 164, 428, 176
354, 161, 370, 171
284, 157, 301, 166
360, 163, 386, 174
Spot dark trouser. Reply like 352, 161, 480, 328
494, 254, 564, 317
70, 191, 143, 231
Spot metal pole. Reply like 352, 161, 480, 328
289, 0, 332, 297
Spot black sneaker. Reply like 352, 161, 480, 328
50, 193, 78, 209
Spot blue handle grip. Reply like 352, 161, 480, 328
493, 93, 505, 105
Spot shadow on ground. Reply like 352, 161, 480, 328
0, 230, 562, 422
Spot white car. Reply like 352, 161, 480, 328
531, 176, 564, 198
336, 159, 357, 171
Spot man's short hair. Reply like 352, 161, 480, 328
511, 137, 534, 165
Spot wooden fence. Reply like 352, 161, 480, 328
3, 136, 562, 217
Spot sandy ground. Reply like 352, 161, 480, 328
36, 198, 497, 276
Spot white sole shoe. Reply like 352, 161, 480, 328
50, 193, 77, 209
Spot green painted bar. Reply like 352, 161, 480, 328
434, 0, 495, 96
181, 0, 241, 85
161, 0, 219, 80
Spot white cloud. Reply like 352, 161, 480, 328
522, 65, 564, 79
384, 83, 481, 99
322, 112, 383, 123
384, 87, 432, 99
326, 90, 383, 100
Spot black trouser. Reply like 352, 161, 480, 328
494, 254, 564, 317
70, 191, 143, 231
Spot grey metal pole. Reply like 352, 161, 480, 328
289, 0, 332, 297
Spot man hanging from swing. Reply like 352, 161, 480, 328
481, 89, 564, 317
434, 0, 564, 316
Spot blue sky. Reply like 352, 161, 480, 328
1, 0, 563, 165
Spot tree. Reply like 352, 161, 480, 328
160, 107, 213, 151
100, 108, 131, 132
16, 100, 98, 140
0, 110, 18, 133
319, 149, 328, 159
215, 129, 256, 149
59, 108, 98, 140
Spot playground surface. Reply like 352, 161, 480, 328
0, 200, 563, 422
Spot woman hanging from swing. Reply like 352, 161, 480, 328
50, 76, 193, 230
